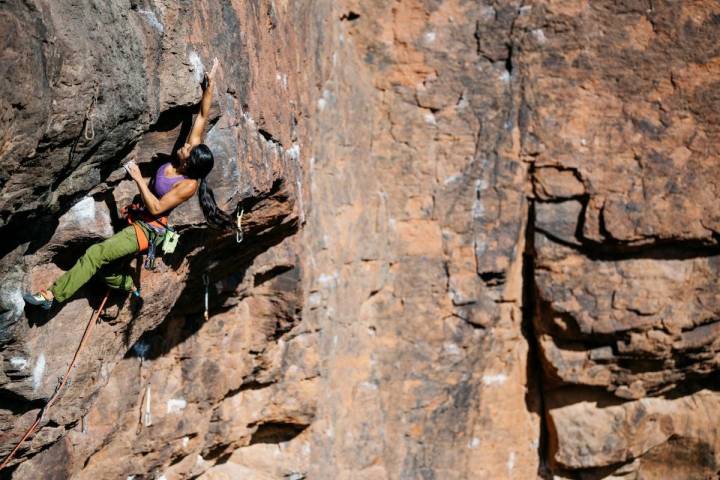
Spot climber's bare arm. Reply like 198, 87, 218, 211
187, 57, 219, 148
125, 161, 197, 215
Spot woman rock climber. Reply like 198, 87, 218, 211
24, 57, 233, 310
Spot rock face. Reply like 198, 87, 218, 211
0, 0, 719, 479
522, 2, 720, 477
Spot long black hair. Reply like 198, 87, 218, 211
184, 144, 235, 230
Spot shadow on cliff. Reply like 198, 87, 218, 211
124, 178, 297, 361
536, 194, 720, 262
524, 203, 720, 479
16, 105, 205, 329
521, 201, 554, 479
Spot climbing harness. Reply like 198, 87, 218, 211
0, 290, 111, 470
203, 273, 210, 321
236, 208, 244, 244
122, 202, 173, 271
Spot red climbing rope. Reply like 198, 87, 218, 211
0, 289, 111, 470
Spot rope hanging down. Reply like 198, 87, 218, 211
0, 290, 111, 470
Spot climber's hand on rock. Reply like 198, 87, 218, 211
124, 160, 142, 182
202, 58, 219, 90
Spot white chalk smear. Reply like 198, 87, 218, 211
70, 197, 96, 224
482, 373, 507, 386
32, 353, 46, 391
443, 173, 462, 185
137, 8, 164, 33
318, 273, 337, 285
507, 451, 517, 472
287, 144, 300, 161
532, 29, 547, 44
443, 342, 461, 356
10, 357, 27, 370
188, 51, 205, 82
166, 398, 187, 414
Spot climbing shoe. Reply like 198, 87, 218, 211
23, 291, 53, 310
99, 303, 121, 322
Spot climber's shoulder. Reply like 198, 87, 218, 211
173, 178, 199, 198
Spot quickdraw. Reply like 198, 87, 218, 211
203, 273, 210, 321
83, 83, 100, 141
236, 208, 244, 243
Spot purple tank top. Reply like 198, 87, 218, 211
154, 162, 187, 197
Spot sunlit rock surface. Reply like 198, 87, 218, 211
1, 0, 719, 479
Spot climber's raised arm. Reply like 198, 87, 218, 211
187, 57, 219, 148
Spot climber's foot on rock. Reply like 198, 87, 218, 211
99, 303, 120, 321
23, 290, 54, 310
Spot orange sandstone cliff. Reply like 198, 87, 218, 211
0, 1, 718, 478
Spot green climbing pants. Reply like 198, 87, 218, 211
50, 224, 152, 303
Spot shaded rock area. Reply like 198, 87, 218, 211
0, 0, 719, 479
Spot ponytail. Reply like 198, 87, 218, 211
198, 177, 235, 230
186, 144, 235, 231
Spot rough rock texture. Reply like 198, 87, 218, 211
305, 1, 539, 478
521, 1, 720, 477
1, 0, 719, 479
1, 0, 307, 477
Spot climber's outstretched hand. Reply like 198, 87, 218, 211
202, 58, 219, 91
190, 57, 219, 147
124, 160, 143, 183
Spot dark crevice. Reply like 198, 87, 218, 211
478, 271, 505, 286
223, 380, 275, 400
0, 389, 45, 415
202, 443, 232, 464
248, 421, 308, 445
536, 227, 720, 261
340, 11, 360, 21
521, 201, 552, 478
0, 211, 59, 259
257, 128, 281, 147
254, 265, 294, 287
505, 43, 514, 75
552, 459, 637, 480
